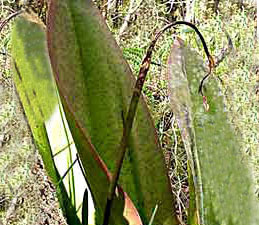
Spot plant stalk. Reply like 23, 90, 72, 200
103, 21, 213, 225
0, 9, 24, 33
103, 40, 155, 225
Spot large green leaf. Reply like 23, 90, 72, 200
167, 38, 202, 224
167, 38, 259, 224
11, 13, 81, 225
47, 0, 177, 224
11, 12, 140, 225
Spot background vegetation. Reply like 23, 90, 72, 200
0, 0, 258, 224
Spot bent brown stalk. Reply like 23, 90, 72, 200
103, 21, 214, 225
0, 9, 24, 33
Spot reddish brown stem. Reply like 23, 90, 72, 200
103, 21, 213, 225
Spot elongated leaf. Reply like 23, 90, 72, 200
11, 12, 139, 225
47, 0, 177, 224
187, 161, 198, 225
59, 97, 140, 225
11, 13, 81, 225
167, 38, 202, 224
167, 39, 259, 224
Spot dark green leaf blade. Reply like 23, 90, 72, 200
58, 98, 140, 224
47, 0, 177, 224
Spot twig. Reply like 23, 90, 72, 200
1, 6, 15, 13
119, 0, 143, 37
5, 183, 24, 224
185, 0, 196, 22
198, 26, 233, 96
166, 0, 175, 14
148, 204, 159, 225
214, 27, 233, 67
0, 10, 24, 34
171, 115, 178, 169
103, 21, 213, 225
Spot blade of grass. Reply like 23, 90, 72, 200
57, 158, 78, 186
56, 86, 76, 208
52, 142, 74, 158
148, 204, 159, 225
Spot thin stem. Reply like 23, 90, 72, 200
57, 158, 78, 186
76, 153, 88, 182
0, 10, 24, 33
156, 21, 214, 97
103, 21, 213, 225
56, 84, 76, 207
52, 142, 74, 158
1, 6, 15, 13
103, 40, 155, 225
148, 204, 159, 225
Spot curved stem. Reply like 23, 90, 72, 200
103, 21, 213, 225
0, 9, 24, 33
155, 21, 214, 97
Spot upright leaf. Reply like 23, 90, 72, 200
167, 38, 203, 224
167, 38, 259, 224
47, 0, 177, 224
11, 13, 81, 225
